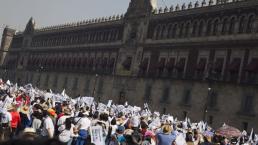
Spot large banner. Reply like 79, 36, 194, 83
90, 126, 104, 145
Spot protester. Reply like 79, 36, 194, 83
0, 79, 257, 145
75, 110, 91, 145
10, 105, 21, 139
0, 105, 12, 141
58, 118, 76, 145
41, 110, 55, 138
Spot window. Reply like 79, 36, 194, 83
154, 25, 161, 39
213, 19, 219, 35
207, 90, 218, 109
182, 89, 191, 105
36, 74, 41, 87
144, 85, 152, 102
229, 17, 236, 34
247, 15, 255, 33
176, 58, 186, 72
29, 73, 34, 83
122, 57, 132, 71
139, 58, 149, 74
192, 21, 198, 37
184, 23, 190, 37
44, 75, 49, 87
179, 23, 185, 38
198, 21, 204, 36
238, 16, 245, 33
84, 79, 90, 95
206, 20, 212, 36
213, 58, 224, 73
208, 116, 213, 125
160, 25, 166, 39
241, 95, 254, 114
242, 122, 248, 131
53, 75, 58, 88
167, 24, 173, 38
72, 77, 78, 90
160, 87, 170, 103
163, 108, 167, 114
166, 58, 176, 74
172, 24, 178, 38
157, 57, 166, 75
63, 77, 68, 89
97, 78, 104, 96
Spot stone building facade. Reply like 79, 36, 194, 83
1, 0, 258, 131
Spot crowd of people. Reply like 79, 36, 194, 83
0, 79, 257, 145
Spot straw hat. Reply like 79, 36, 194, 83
23, 128, 36, 133
20, 106, 30, 114
7, 105, 14, 111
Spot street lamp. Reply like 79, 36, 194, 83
203, 87, 212, 122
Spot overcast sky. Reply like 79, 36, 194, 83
0, 0, 191, 43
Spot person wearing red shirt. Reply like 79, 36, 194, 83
10, 106, 21, 138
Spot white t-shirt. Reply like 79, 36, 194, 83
58, 124, 75, 142
41, 116, 55, 137
32, 118, 42, 130
77, 117, 91, 130
1, 111, 12, 124
57, 115, 70, 126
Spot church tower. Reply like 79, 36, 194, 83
116, 0, 157, 76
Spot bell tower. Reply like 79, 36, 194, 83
126, 0, 156, 17
116, 0, 157, 76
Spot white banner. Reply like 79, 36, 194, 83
90, 126, 104, 145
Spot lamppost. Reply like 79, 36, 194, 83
203, 61, 214, 122
92, 74, 98, 97
203, 87, 211, 122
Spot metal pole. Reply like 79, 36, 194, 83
203, 87, 211, 122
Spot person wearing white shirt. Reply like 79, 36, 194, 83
0, 107, 12, 141
75, 113, 91, 145
41, 111, 55, 138
57, 108, 72, 127
58, 118, 77, 145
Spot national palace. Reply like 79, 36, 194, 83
1, 0, 258, 130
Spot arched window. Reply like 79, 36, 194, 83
238, 16, 245, 34
160, 25, 167, 39
221, 18, 228, 35
206, 20, 212, 36
247, 15, 255, 33
184, 22, 190, 37
172, 24, 178, 38
229, 17, 236, 34
153, 25, 161, 40
198, 21, 204, 36
213, 19, 219, 36
179, 23, 185, 38
167, 24, 173, 38
192, 21, 198, 37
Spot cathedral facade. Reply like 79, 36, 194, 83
1, 0, 258, 130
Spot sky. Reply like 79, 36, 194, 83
0, 0, 192, 43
